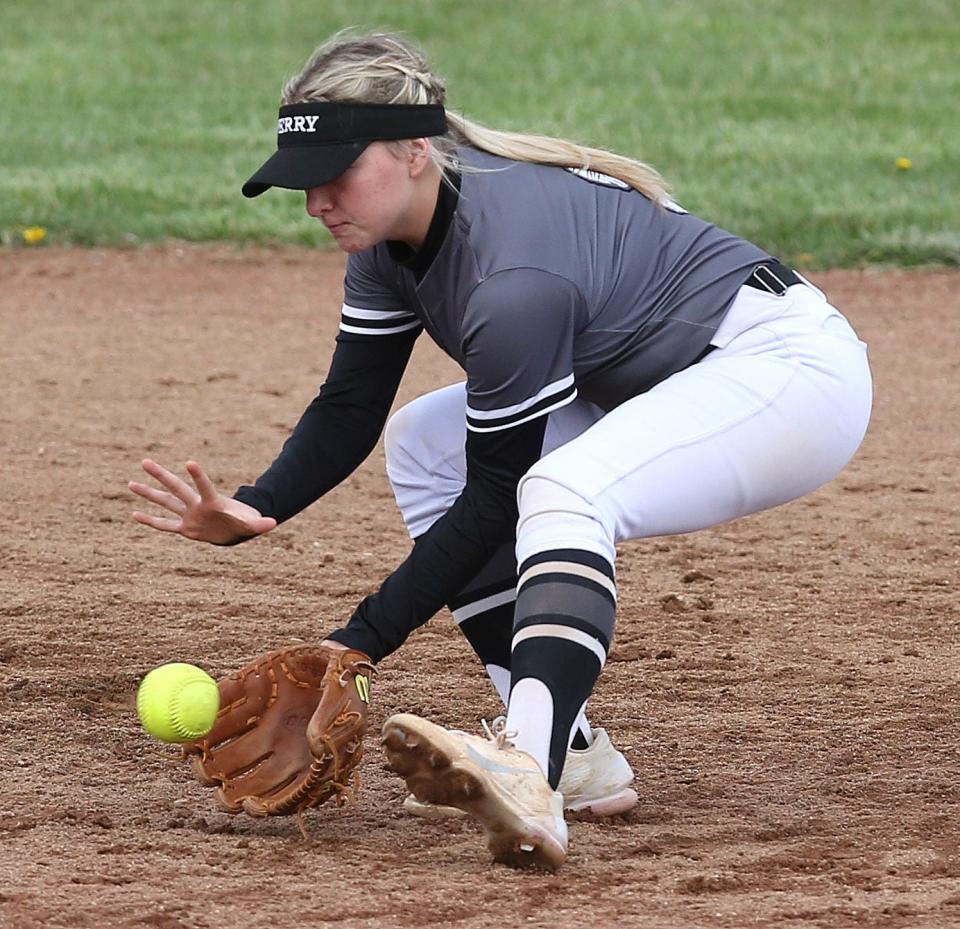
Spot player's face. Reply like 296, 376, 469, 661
305, 142, 430, 253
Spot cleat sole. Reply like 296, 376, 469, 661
382, 715, 566, 871
564, 787, 639, 817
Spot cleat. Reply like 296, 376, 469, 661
402, 726, 636, 820
382, 713, 567, 871
560, 728, 637, 816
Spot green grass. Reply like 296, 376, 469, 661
2, 0, 957, 266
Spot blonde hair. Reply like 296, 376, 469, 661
282, 31, 670, 203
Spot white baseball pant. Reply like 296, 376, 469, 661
385, 278, 872, 563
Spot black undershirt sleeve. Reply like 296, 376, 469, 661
232, 329, 418, 525
326, 416, 548, 661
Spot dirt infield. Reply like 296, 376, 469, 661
2, 246, 959, 929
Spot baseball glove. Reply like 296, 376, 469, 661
182, 644, 374, 820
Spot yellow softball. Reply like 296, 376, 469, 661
136, 663, 220, 743
895, 157, 913, 171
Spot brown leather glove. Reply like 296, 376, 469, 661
182, 644, 374, 817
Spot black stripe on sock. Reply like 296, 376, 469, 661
519, 548, 614, 581
457, 601, 514, 669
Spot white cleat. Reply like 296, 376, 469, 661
402, 726, 637, 820
560, 727, 638, 816
382, 713, 568, 871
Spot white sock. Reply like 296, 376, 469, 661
505, 677, 554, 781
489, 664, 593, 749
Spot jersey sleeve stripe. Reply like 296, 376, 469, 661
466, 386, 577, 433
342, 304, 416, 320
339, 304, 422, 336
466, 373, 575, 422
339, 319, 423, 336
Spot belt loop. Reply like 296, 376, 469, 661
745, 261, 802, 296
752, 264, 788, 296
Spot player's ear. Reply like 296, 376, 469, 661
407, 138, 432, 179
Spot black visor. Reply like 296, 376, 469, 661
242, 101, 448, 198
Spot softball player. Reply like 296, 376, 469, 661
130, 32, 872, 870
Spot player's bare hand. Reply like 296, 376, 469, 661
128, 459, 277, 545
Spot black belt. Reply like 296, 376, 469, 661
744, 260, 802, 296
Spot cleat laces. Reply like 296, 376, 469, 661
481, 716, 517, 750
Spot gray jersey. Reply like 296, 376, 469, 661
342, 149, 770, 431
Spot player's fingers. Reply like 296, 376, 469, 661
127, 481, 187, 514
140, 458, 200, 504
131, 511, 184, 534
185, 460, 219, 502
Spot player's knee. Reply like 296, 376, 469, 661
516, 470, 615, 563
518, 469, 591, 517
384, 398, 429, 483
385, 393, 467, 508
